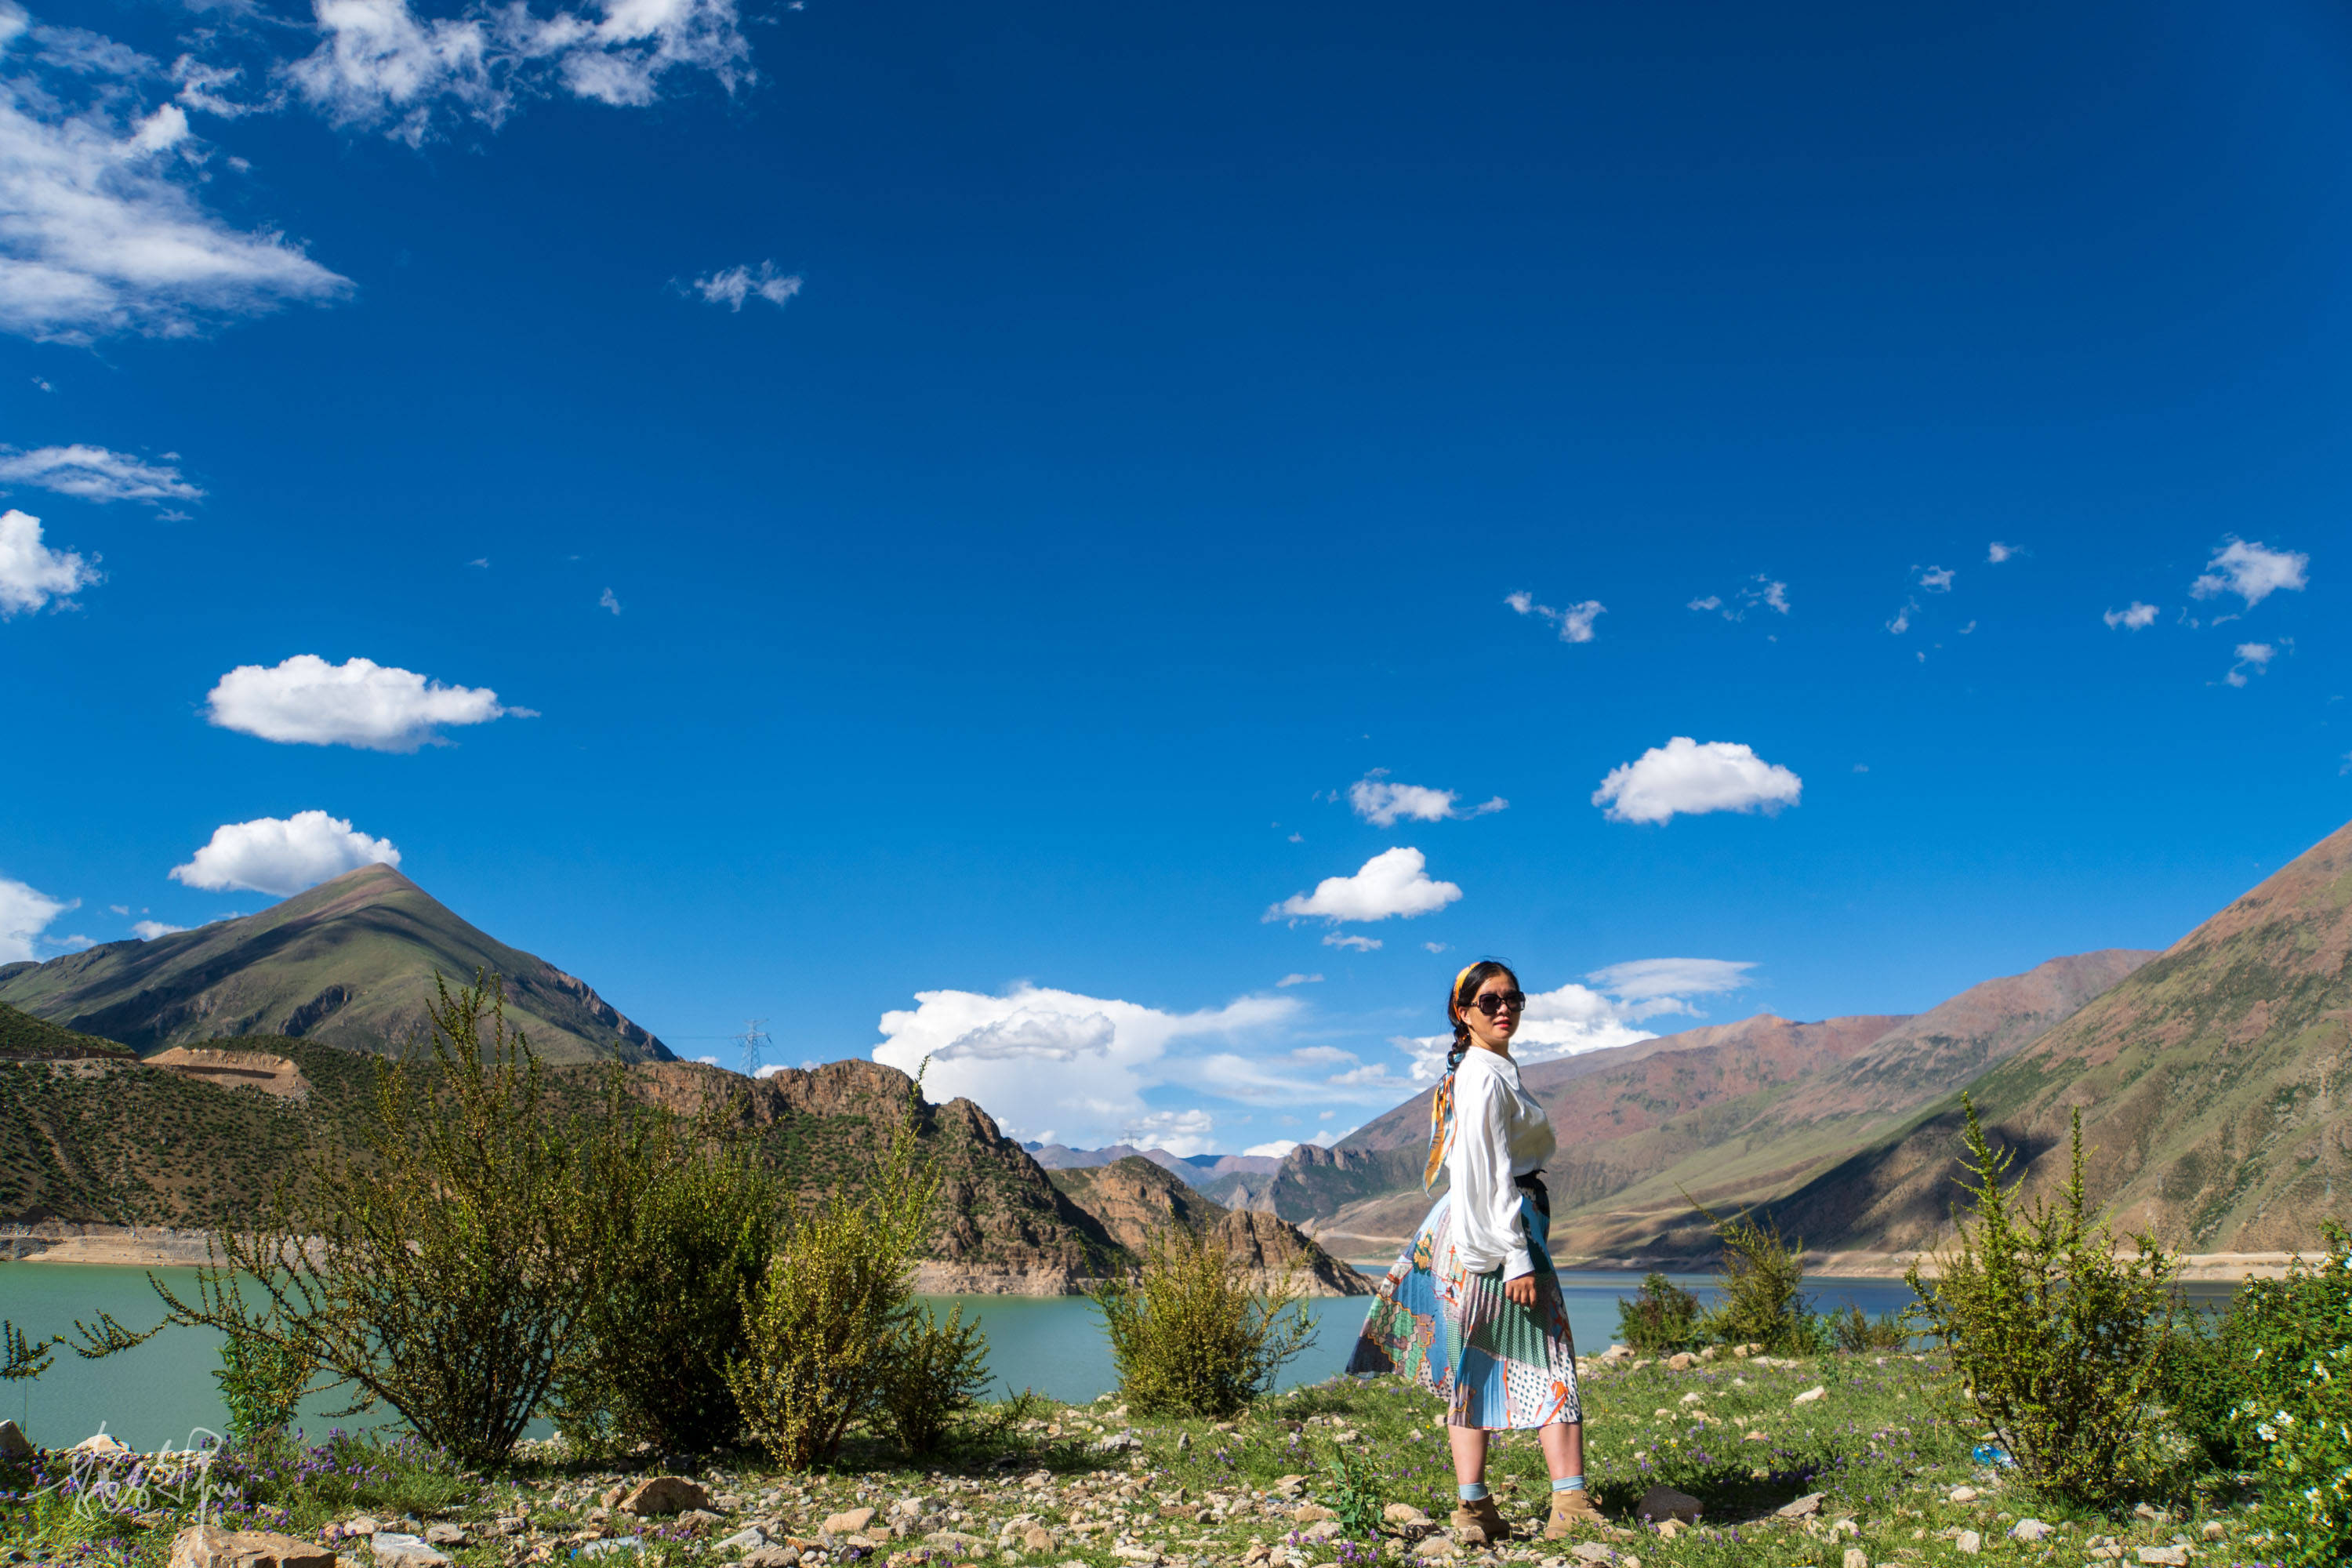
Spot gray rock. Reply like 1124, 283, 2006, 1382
1635, 1485, 1702, 1524
419, 1525, 466, 1547
575, 1542, 644, 1561
1954, 1530, 1982, 1555
368, 1534, 450, 1568
742, 1550, 800, 1568
1299, 1521, 1343, 1542
620, 1476, 713, 1517
0, 1421, 31, 1460
1775, 1494, 1824, 1520
167, 1526, 335, 1568
2134, 1551, 2189, 1567
2009, 1519, 2053, 1542
717, 1528, 768, 1554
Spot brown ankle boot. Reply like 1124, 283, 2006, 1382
1540, 1487, 1604, 1538
1448, 1494, 1510, 1544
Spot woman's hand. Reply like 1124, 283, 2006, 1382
1502, 1272, 1537, 1307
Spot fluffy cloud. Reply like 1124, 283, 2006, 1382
0, 445, 201, 503
1505, 590, 1606, 644
285, 0, 753, 144
1592, 737, 1802, 826
2224, 642, 2277, 688
1584, 956, 1757, 1017
0, 17, 350, 343
1323, 932, 1381, 951
1987, 542, 2019, 564
689, 261, 800, 311
0, 507, 96, 614
1395, 956, 1760, 1080
0, 873, 69, 962
131, 919, 187, 939
169, 810, 401, 895
1120, 1109, 1217, 1158
2192, 539, 2308, 608
1347, 772, 1507, 827
1267, 847, 1462, 924
1916, 564, 1955, 593
2103, 602, 2158, 630
1275, 972, 1322, 987
599, 587, 621, 614
869, 983, 1297, 1150
1886, 600, 1916, 634
204, 655, 521, 751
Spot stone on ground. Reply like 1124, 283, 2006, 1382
823, 1507, 879, 1536
716, 1526, 768, 1554
2009, 1519, 2052, 1542
0, 1420, 31, 1459
1948, 1485, 1979, 1503
167, 1525, 335, 1568
421, 1523, 467, 1546
742, 1548, 800, 1568
1953, 1530, 1981, 1555
1413, 1537, 1460, 1561
1018, 1524, 1058, 1552
1634, 1486, 1702, 1524
1842, 1551, 1867, 1568
1775, 1493, 1824, 1519
2135, 1550, 2190, 1567
1791, 1385, 1827, 1405
368, 1532, 452, 1568
620, 1475, 713, 1515
1292, 1504, 1336, 1524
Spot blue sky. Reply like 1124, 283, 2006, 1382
2, 0, 2346, 1154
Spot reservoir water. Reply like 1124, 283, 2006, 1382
0, 1264, 1929, 1453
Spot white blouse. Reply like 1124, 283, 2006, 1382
1445, 1045, 1557, 1279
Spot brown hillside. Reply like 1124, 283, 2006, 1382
1757, 820, 2352, 1258
1048, 1156, 1372, 1297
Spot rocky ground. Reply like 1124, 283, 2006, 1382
0, 1345, 2277, 1568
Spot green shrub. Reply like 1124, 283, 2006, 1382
554, 1129, 782, 1455
1091, 1225, 1316, 1417
725, 1102, 970, 1468
1616, 1272, 1703, 1356
1826, 1303, 1910, 1354
1905, 1098, 2176, 1507
875, 1301, 993, 1456
1696, 1207, 1818, 1354
144, 974, 665, 1468
1323, 1437, 1387, 1539
214, 1312, 316, 1443
2161, 1227, 2352, 1566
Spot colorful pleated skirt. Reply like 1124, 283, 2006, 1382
1345, 1190, 1581, 1429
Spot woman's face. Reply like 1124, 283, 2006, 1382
1462, 971, 1523, 1050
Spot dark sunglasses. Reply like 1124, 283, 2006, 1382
1472, 990, 1527, 1016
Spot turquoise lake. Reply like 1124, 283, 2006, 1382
0, 1264, 1935, 1452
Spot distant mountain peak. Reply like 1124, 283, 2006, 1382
0, 867, 670, 1064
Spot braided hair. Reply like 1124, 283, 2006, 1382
1423, 958, 1520, 1190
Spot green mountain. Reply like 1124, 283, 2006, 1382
0, 865, 671, 1063
1755, 815, 2352, 1258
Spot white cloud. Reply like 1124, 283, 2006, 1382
0, 873, 70, 962
1243, 1138, 1298, 1158
1323, 932, 1381, 951
0, 27, 350, 343
1275, 972, 1322, 987
1346, 771, 1507, 827
598, 586, 621, 614
284, 0, 753, 144
1121, 1108, 1217, 1157
1393, 955, 1759, 1080
1916, 564, 1955, 593
1987, 542, 2019, 564
2103, 601, 2158, 630
689, 260, 800, 311
2224, 642, 2276, 688
1691, 575, 1790, 622
1886, 599, 1916, 634
203, 654, 520, 751
869, 982, 1297, 1150
1592, 737, 1802, 826
0, 445, 201, 503
169, 809, 401, 895
1288, 1046, 1356, 1066
1505, 590, 1606, 643
0, 507, 97, 614
2192, 539, 2308, 608
1422, 941, 1448, 954
1584, 956, 1755, 1018
131, 919, 185, 939
1268, 846, 1462, 924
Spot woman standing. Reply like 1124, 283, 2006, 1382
1348, 960, 1600, 1542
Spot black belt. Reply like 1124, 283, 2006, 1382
1515, 1170, 1550, 1218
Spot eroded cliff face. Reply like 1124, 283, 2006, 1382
624, 1058, 1123, 1294
1048, 1156, 1373, 1297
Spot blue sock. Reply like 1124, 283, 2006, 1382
1551, 1476, 1585, 1493
1457, 1483, 1489, 1503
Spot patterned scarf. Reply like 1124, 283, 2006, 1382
1423, 963, 1481, 1191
